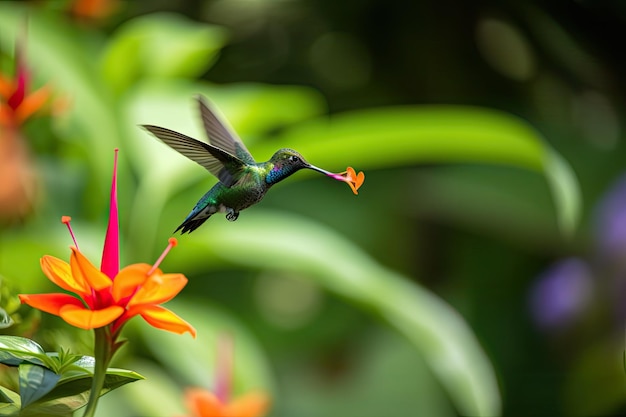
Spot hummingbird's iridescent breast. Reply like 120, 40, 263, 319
212, 165, 269, 211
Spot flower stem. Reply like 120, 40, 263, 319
82, 327, 115, 417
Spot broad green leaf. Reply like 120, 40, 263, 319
0, 337, 45, 355
0, 336, 47, 367
19, 368, 143, 417
68, 356, 95, 370
101, 13, 229, 94
0, 335, 142, 414
19, 364, 60, 409
171, 211, 502, 417
37, 368, 143, 403
268, 106, 580, 236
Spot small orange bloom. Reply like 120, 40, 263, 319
340, 166, 365, 195
326, 166, 365, 195
0, 37, 57, 129
179, 334, 270, 417
183, 389, 269, 417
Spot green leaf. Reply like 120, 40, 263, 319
0, 337, 45, 355
0, 388, 16, 405
18, 368, 143, 417
172, 211, 502, 417
0, 336, 48, 367
269, 105, 581, 236
0, 336, 142, 415
18, 364, 60, 409
0, 387, 20, 416
101, 12, 229, 94
0, 308, 13, 329
39, 368, 143, 402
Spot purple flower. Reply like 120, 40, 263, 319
529, 258, 592, 330
594, 174, 626, 260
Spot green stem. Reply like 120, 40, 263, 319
82, 327, 115, 417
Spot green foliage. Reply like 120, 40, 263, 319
101, 13, 229, 96
0, 336, 143, 416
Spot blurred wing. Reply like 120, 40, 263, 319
142, 125, 247, 187
197, 96, 256, 165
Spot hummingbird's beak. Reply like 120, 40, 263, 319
309, 165, 365, 195
307, 165, 345, 181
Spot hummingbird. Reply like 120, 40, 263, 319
142, 96, 340, 234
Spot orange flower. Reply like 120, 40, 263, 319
326, 166, 365, 195
179, 334, 270, 417
340, 166, 365, 195
183, 389, 269, 417
18, 150, 195, 338
19, 241, 195, 336
0, 37, 58, 129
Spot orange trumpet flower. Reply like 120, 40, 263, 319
326, 166, 365, 195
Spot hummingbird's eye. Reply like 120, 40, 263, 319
289, 155, 300, 163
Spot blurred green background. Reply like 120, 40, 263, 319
0, 0, 624, 416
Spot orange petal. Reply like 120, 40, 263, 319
111, 263, 151, 302
0, 74, 13, 98
136, 305, 196, 337
40, 255, 91, 296
18, 293, 84, 316
0, 104, 13, 126
354, 171, 365, 188
127, 273, 188, 307
70, 247, 112, 291
59, 304, 124, 329
15, 85, 51, 124
224, 392, 270, 417
344, 167, 364, 195
185, 389, 224, 417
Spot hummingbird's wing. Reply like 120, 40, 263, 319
197, 96, 256, 165
143, 125, 247, 187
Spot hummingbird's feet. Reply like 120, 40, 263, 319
226, 209, 239, 222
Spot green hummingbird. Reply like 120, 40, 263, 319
143, 96, 341, 234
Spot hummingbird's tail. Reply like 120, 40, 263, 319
175, 215, 211, 234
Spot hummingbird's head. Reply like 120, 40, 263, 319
266, 148, 333, 184
269, 148, 311, 171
